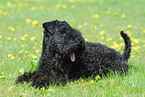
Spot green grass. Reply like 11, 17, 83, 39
0, 0, 145, 96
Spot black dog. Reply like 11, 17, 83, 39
16, 20, 131, 88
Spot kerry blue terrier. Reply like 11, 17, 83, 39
16, 20, 131, 88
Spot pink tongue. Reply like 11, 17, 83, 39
70, 52, 75, 62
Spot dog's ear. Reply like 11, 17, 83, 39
43, 20, 58, 35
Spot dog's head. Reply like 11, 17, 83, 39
42, 20, 85, 62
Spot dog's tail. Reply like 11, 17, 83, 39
120, 31, 132, 61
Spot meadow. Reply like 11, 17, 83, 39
0, 0, 145, 96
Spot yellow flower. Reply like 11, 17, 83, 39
26, 19, 31, 24
131, 55, 134, 57
127, 25, 132, 28
0, 76, 5, 78
90, 80, 94, 84
8, 54, 12, 57
7, 37, 12, 40
94, 26, 97, 30
97, 75, 101, 79
32, 20, 39, 25
13, 38, 17, 40
69, 0, 75, 3
81, 79, 84, 82
132, 38, 140, 44
8, 54, 15, 59
113, 41, 119, 48
46, 94, 50, 96
31, 6, 35, 10
8, 86, 15, 90
24, 34, 28, 37
25, 50, 28, 53
120, 43, 124, 47
106, 38, 110, 42
19, 50, 24, 54
121, 14, 126, 18
85, 38, 88, 41
30, 37, 35, 41
7, 2, 12, 7
100, 24, 104, 27
62, 5, 67, 8
11, 56, 15, 59
0, 45, 2, 47
101, 37, 104, 40
106, 11, 110, 14
0, 35, 3, 38
84, 22, 88, 26
77, 25, 82, 28
133, 46, 141, 52
21, 37, 25, 40
32, 55, 37, 59
99, 31, 105, 35
71, 5, 76, 8
21, 45, 24, 47
113, 12, 117, 15
36, 49, 39, 53
93, 14, 100, 19
28, 54, 33, 57
4, 12, 8, 16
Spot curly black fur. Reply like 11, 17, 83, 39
16, 20, 131, 88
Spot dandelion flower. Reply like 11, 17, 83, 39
19, 50, 24, 54
81, 79, 84, 82
31, 6, 35, 10
21, 45, 24, 47
99, 31, 105, 35
28, 54, 33, 57
127, 25, 132, 28
24, 34, 28, 37
93, 14, 100, 19
36, 49, 39, 53
121, 14, 126, 18
100, 24, 104, 27
25, 50, 28, 53
30, 37, 35, 41
132, 39, 140, 44
94, 26, 97, 29
62, 5, 67, 8
85, 38, 88, 41
101, 37, 104, 40
106, 11, 110, 14
8, 54, 15, 59
0, 76, 5, 78
77, 25, 82, 28
71, 5, 76, 8
7, 2, 12, 7
90, 80, 94, 84
95, 75, 101, 80
8, 86, 15, 90
13, 38, 17, 40
32, 55, 37, 59
0, 35, 3, 38
21, 37, 25, 40
32, 20, 39, 25
26, 19, 31, 24
7, 37, 12, 40
11, 56, 15, 59
69, 0, 75, 3
84, 22, 88, 26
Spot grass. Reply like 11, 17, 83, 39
0, 0, 145, 96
